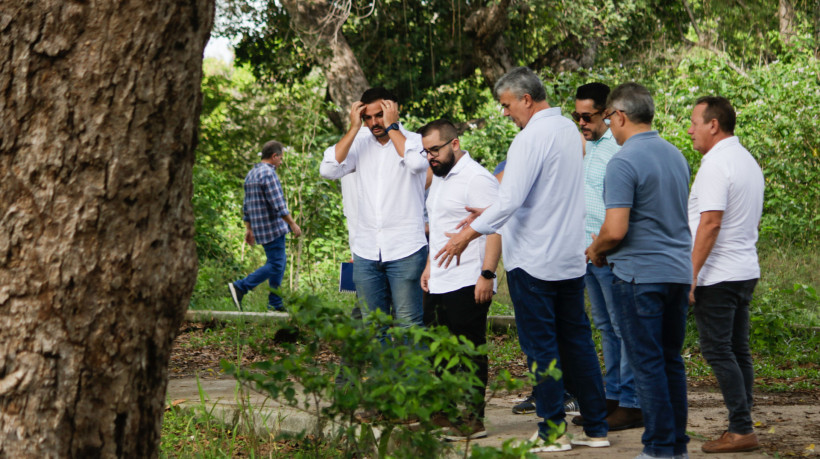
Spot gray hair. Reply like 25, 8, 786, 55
493, 67, 547, 102
607, 82, 655, 125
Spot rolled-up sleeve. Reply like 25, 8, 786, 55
401, 131, 429, 175
319, 143, 357, 180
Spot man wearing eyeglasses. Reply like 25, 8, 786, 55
586, 83, 692, 459
416, 119, 501, 441
687, 96, 764, 454
571, 83, 643, 432
319, 87, 428, 330
435, 67, 609, 453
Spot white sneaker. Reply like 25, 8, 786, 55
571, 431, 610, 448
528, 431, 572, 452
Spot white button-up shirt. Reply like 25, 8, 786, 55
688, 136, 764, 286
320, 125, 428, 262
427, 153, 499, 294
471, 108, 587, 281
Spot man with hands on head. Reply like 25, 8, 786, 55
418, 119, 501, 441
436, 67, 609, 453
319, 87, 428, 330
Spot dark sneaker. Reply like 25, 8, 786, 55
228, 283, 243, 311
443, 418, 488, 441
563, 396, 580, 416
512, 395, 536, 414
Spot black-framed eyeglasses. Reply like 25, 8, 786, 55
571, 110, 603, 123
603, 109, 624, 120
422, 138, 455, 157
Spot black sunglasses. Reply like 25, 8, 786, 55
571, 110, 603, 123
422, 138, 455, 157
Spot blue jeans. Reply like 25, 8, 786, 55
694, 279, 757, 434
585, 263, 639, 409
506, 269, 607, 439
352, 247, 426, 328
611, 276, 689, 457
234, 234, 287, 309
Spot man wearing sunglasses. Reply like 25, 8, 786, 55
319, 87, 428, 332
571, 83, 643, 432
417, 119, 501, 441
586, 83, 692, 459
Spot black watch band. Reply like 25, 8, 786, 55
385, 122, 399, 133
480, 269, 496, 279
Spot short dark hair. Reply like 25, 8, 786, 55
261, 140, 284, 160
493, 67, 547, 103
607, 82, 654, 125
417, 119, 458, 141
576, 83, 611, 110
695, 96, 736, 135
360, 87, 399, 104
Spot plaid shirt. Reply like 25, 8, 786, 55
584, 129, 620, 247
243, 162, 290, 245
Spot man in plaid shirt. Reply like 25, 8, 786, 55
229, 140, 301, 311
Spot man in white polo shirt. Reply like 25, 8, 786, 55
418, 119, 501, 441
436, 67, 609, 453
687, 96, 765, 454
320, 87, 428, 330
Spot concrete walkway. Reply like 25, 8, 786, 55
166, 376, 768, 458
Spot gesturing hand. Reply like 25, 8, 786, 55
455, 206, 487, 230
349, 101, 365, 130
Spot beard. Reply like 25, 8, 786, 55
430, 155, 455, 177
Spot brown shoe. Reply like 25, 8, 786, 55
572, 399, 620, 426
702, 431, 760, 453
605, 407, 644, 431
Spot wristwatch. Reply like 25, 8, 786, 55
385, 122, 399, 133
480, 270, 496, 280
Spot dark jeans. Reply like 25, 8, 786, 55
611, 276, 690, 457
234, 234, 287, 309
506, 269, 608, 439
694, 279, 758, 434
426, 285, 490, 418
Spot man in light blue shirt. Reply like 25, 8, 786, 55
436, 67, 609, 453
586, 83, 692, 459
571, 83, 642, 431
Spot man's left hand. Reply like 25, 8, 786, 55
290, 222, 302, 238
381, 100, 399, 127
475, 277, 493, 303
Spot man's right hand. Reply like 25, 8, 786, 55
245, 228, 255, 246
349, 101, 365, 131
420, 264, 431, 292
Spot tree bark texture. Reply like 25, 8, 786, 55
465, 0, 513, 89
0, 0, 213, 457
778, 0, 796, 42
281, 0, 369, 122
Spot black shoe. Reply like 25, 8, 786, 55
512, 395, 536, 414
228, 283, 244, 311
563, 397, 580, 416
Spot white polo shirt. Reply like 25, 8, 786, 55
471, 108, 587, 281
427, 153, 499, 294
688, 136, 764, 286
320, 125, 429, 262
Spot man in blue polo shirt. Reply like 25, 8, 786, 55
586, 83, 692, 459
228, 140, 302, 311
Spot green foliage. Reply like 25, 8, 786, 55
222, 293, 549, 457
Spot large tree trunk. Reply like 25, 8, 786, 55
465, 0, 513, 89
778, 0, 796, 43
0, 0, 213, 456
281, 0, 369, 129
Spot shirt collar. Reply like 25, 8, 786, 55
702, 136, 740, 164
443, 151, 471, 180
528, 107, 561, 125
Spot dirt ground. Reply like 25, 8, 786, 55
169, 323, 820, 456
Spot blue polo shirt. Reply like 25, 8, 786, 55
604, 131, 692, 284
